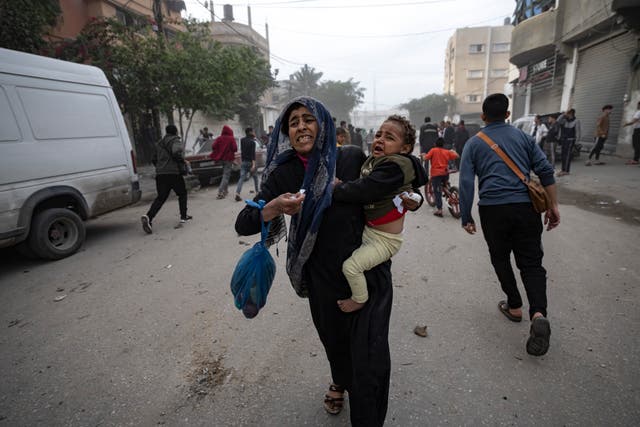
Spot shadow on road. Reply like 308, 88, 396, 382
558, 186, 640, 226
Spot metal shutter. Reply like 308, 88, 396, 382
572, 31, 637, 153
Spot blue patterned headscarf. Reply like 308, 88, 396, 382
262, 96, 337, 297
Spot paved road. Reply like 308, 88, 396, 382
1, 155, 639, 426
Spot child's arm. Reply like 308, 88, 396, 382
333, 162, 404, 204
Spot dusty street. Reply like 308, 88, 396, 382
1, 167, 639, 426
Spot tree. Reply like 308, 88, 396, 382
231, 47, 275, 128
46, 17, 274, 160
399, 93, 457, 125
0, 0, 61, 53
289, 64, 323, 97
164, 22, 273, 146
314, 79, 365, 122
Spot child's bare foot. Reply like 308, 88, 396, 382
337, 298, 365, 313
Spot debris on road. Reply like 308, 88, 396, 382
53, 295, 67, 302
165, 264, 172, 269
414, 325, 428, 337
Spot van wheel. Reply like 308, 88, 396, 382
29, 209, 85, 260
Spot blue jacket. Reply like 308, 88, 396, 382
459, 121, 555, 225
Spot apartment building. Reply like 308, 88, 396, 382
444, 22, 513, 122
509, 0, 640, 155
49, 0, 185, 41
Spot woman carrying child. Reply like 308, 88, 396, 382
235, 97, 422, 426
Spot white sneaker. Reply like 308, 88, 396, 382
141, 215, 152, 234
179, 215, 193, 224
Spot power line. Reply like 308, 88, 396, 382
265, 15, 508, 39
227, 0, 456, 8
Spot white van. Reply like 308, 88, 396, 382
0, 48, 141, 260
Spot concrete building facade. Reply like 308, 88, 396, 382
509, 0, 640, 155
444, 24, 513, 122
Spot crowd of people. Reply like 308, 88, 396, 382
139, 93, 565, 426
528, 101, 640, 174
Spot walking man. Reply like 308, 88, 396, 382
557, 108, 581, 176
443, 121, 455, 149
459, 93, 560, 356
544, 114, 561, 167
210, 125, 237, 199
586, 105, 613, 166
531, 115, 548, 151
419, 116, 439, 174
234, 127, 260, 202
141, 125, 192, 234
453, 120, 470, 168
623, 101, 640, 165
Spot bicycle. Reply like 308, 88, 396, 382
425, 169, 461, 219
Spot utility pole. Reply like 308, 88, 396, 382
151, 0, 173, 128
152, 0, 166, 43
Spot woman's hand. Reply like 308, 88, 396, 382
262, 192, 306, 221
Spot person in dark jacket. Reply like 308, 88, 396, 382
544, 114, 561, 167
141, 125, 191, 234
235, 97, 422, 426
419, 116, 439, 174
234, 127, 260, 201
210, 125, 238, 199
453, 120, 470, 168
443, 121, 455, 149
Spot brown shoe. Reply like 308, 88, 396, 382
235, 194, 242, 202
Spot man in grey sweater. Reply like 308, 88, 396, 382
557, 109, 581, 176
141, 125, 191, 234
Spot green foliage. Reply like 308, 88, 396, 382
46, 17, 273, 147
0, 0, 61, 53
289, 64, 323, 97
286, 65, 365, 121
399, 93, 457, 125
314, 79, 365, 123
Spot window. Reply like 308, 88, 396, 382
466, 95, 481, 103
513, 0, 556, 24
467, 70, 484, 79
469, 44, 485, 54
0, 88, 21, 142
17, 87, 118, 140
115, 7, 147, 29
493, 43, 510, 52
490, 69, 508, 78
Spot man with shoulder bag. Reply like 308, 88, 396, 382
459, 93, 560, 357
141, 125, 192, 234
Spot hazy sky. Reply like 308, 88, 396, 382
183, 0, 515, 110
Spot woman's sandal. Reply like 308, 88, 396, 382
323, 383, 345, 415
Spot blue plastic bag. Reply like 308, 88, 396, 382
230, 200, 276, 319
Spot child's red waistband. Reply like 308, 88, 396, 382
367, 208, 406, 227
